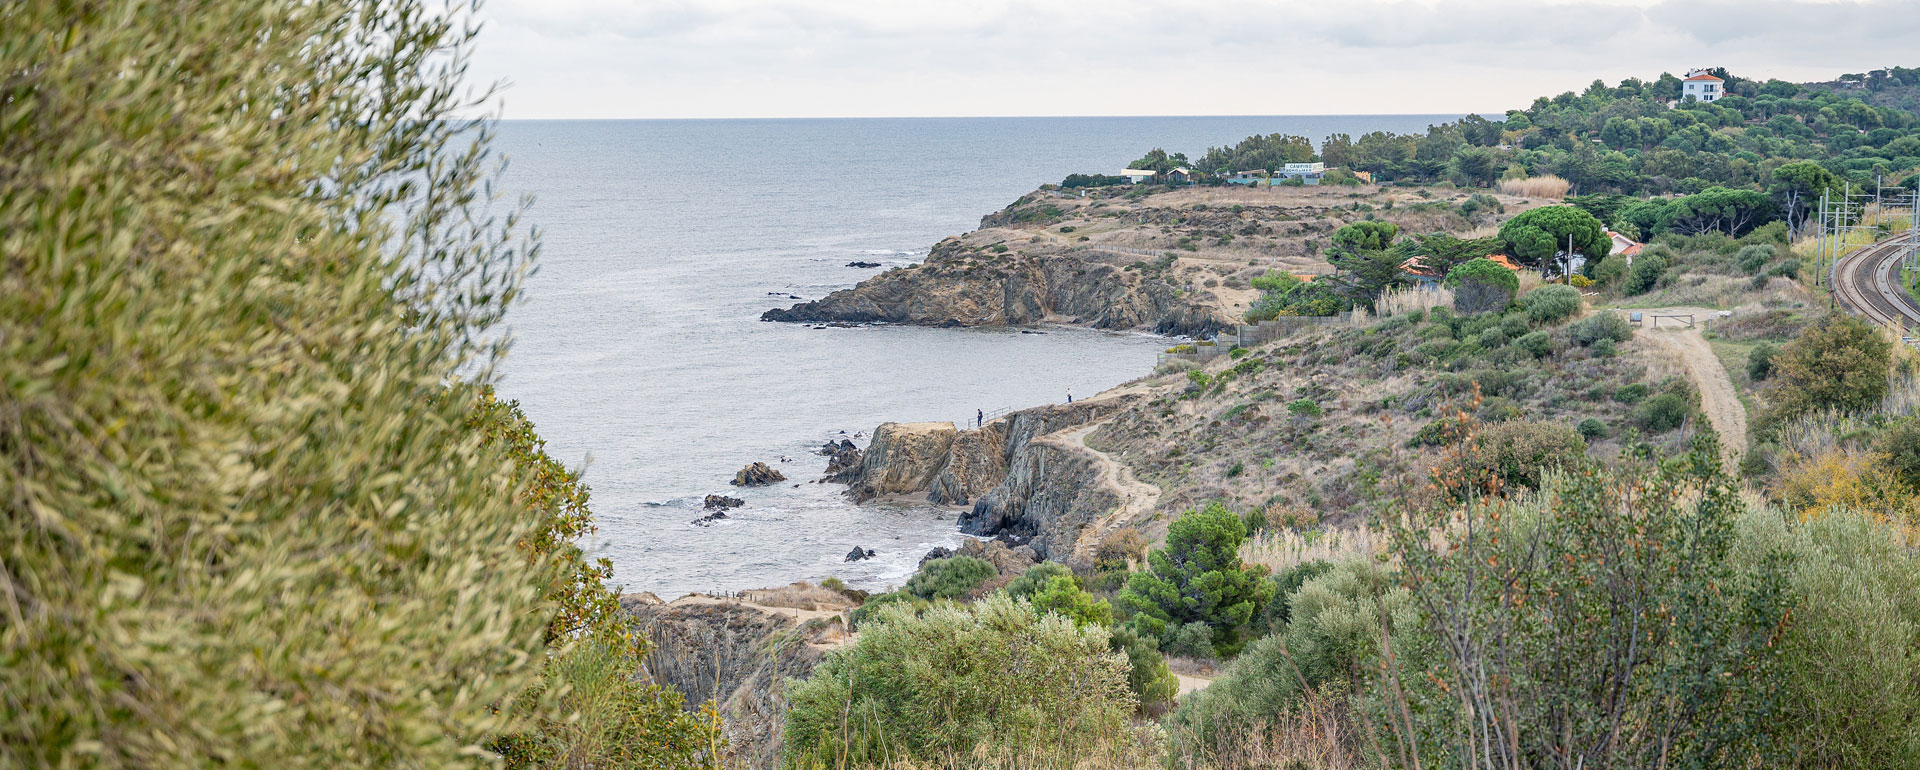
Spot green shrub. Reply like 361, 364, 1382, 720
1737, 244, 1776, 274
1634, 392, 1691, 432
1030, 575, 1114, 627
1592, 338, 1618, 357
1166, 558, 1417, 762
1435, 420, 1587, 495
1569, 310, 1634, 346
1257, 560, 1336, 634
1623, 253, 1670, 295
1876, 420, 1920, 492
1167, 621, 1218, 659
1117, 504, 1275, 658
1000, 562, 1072, 600
1446, 258, 1521, 315
1747, 342, 1778, 382
1576, 417, 1607, 440
1477, 326, 1510, 349
849, 590, 927, 628
783, 596, 1134, 768
1287, 398, 1322, 417
1387, 441, 1792, 769
904, 556, 997, 600
1521, 284, 1582, 323
1108, 624, 1180, 711
496, 627, 722, 768
1500, 312, 1532, 337
1614, 383, 1649, 404
1770, 315, 1893, 419
1516, 330, 1553, 358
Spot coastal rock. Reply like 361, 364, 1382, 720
925, 424, 1009, 505
622, 594, 846, 769
846, 261, 882, 268
848, 422, 957, 502
844, 546, 876, 562
704, 494, 745, 510
760, 238, 1228, 336
954, 538, 1039, 577
962, 434, 1124, 564
918, 546, 953, 566
731, 462, 786, 487
691, 510, 729, 526
820, 439, 864, 482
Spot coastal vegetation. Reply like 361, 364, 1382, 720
11, 6, 1920, 766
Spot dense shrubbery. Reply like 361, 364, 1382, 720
903, 555, 998, 600
1245, 271, 1348, 320
1570, 310, 1635, 346
1768, 315, 1893, 419
1446, 258, 1521, 314
1433, 419, 1588, 495
783, 596, 1137, 768
1389, 439, 1795, 769
1519, 284, 1582, 323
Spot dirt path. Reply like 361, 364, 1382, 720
1176, 673, 1213, 697
1634, 309, 1747, 463
1049, 419, 1163, 561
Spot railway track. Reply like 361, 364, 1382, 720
1831, 232, 1920, 332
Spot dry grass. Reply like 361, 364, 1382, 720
1164, 687, 1376, 770
1241, 527, 1384, 575
1500, 175, 1571, 199
1374, 284, 1443, 314
739, 582, 855, 611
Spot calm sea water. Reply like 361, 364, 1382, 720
489, 115, 1458, 598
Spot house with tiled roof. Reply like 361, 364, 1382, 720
1607, 230, 1644, 261
1682, 68, 1724, 103
1400, 256, 1442, 290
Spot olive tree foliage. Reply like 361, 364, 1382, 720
1383, 438, 1794, 770
0, 2, 675, 766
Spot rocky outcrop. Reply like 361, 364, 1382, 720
848, 422, 956, 502
705, 494, 744, 510
819, 439, 863, 481
844, 546, 876, 562
925, 424, 1009, 505
760, 239, 1227, 336
961, 434, 1124, 563
953, 537, 1039, 578
732, 462, 786, 486
843, 397, 1137, 512
691, 510, 729, 526
623, 595, 845, 770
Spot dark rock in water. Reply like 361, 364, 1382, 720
846, 261, 882, 268
789, 294, 802, 299
1020, 329, 1046, 334
691, 510, 729, 526
918, 546, 953, 566
704, 494, 744, 510
844, 546, 876, 562
820, 439, 864, 482
731, 462, 786, 486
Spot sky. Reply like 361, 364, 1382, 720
468, 0, 1920, 119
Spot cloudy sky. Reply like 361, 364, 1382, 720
468, 0, 1920, 119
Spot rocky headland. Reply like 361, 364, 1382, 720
763, 184, 1523, 335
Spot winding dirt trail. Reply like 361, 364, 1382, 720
1049, 419, 1163, 560
1633, 308, 1747, 464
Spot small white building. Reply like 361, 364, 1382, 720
1682, 69, 1724, 103
1118, 169, 1157, 184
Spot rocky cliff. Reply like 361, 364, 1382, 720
761, 235, 1229, 335
848, 422, 957, 502
959, 435, 1123, 563
622, 594, 847, 770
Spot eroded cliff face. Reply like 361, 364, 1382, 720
760, 237, 1229, 336
959, 436, 1122, 563
848, 422, 956, 502
622, 595, 844, 770
925, 423, 1008, 505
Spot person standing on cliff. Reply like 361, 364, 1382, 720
1067, 389, 1073, 404
976, 408, 983, 427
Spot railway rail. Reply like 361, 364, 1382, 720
1831, 232, 1920, 334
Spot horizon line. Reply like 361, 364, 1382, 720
491, 111, 1504, 122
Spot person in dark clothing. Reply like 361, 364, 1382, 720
976, 408, 983, 427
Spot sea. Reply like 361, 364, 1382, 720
489, 115, 1460, 598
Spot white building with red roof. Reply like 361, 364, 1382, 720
1682, 68, 1724, 103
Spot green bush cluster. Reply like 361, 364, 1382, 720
1519, 284, 1582, 323
1570, 311, 1635, 346
903, 555, 998, 600
783, 596, 1135, 768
